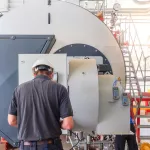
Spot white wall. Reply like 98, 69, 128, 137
0, 0, 8, 12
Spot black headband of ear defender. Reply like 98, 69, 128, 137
35, 65, 53, 72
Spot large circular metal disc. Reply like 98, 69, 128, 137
0, 0, 125, 83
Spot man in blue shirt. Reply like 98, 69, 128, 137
115, 117, 138, 150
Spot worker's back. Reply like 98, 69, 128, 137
10, 75, 72, 141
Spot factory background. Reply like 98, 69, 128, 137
0, 0, 150, 149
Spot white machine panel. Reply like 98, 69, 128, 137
19, 54, 67, 87
67, 56, 103, 65
0, 0, 126, 87
96, 75, 130, 135
68, 59, 99, 131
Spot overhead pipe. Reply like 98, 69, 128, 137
104, 17, 150, 22
90, 8, 150, 13
133, 0, 150, 4
90, 8, 150, 16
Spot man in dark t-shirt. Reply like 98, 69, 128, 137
8, 58, 74, 150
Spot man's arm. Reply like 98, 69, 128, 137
59, 86, 74, 130
8, 89, 18, 127
8, 114, 17, 127
61, 116, 74, 130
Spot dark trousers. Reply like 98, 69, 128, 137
19, 139, 63, 150
115, 124, 138, 150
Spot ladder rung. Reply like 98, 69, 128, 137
137, 115, 150, 118
126, 84, 137, 85
136, 106, 150, 108
126, 70, 134, 72
126, 86, 138, 88
122, 51, 129, 53
126, 80, 137, 83
126, 89, 138, 91
145, 79, 150, 81
126, 78, 136, 80
123, 53, 129, 55
126, 89, 139, 91
138, 125, 150, 128
140, 136, 150, 140
126, 76, 136, 78
126, 71, 134, 72
133, 106, 150, 108
126, 83, 137, 85
126, 80, 137, 81
125, 88, 139, 89
126, 67, 133, 69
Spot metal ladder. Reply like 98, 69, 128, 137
117, 14, 150, 143
122, 46, 150, 142
122, 46, 141, 97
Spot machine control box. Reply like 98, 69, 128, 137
122, 93, 129, 106
113, 87, 120, 100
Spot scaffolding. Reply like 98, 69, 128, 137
106, 13, 150, 143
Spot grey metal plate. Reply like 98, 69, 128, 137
0, 35, 55, 146
19, 54, 67, 87
68, 59, 99, 132
96, 75, 130, 135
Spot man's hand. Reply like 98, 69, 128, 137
8, 114, 17, 127
61, 116, 74, 130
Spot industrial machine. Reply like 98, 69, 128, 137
0, 0, 130, 149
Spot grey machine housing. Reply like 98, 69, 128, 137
0, 0, 129, 147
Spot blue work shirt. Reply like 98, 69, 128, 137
130, 117, 134, 124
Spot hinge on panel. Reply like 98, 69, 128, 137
48, 0, 51, 5
48, 13, 51, 24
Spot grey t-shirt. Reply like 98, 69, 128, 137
8, 75, 73, 141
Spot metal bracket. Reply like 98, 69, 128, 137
48, 0, 51, 5
48, 13, 51, 24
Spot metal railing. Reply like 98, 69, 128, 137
144, 56, 150, 92
109, 13, 150, 143
79, 0, 107, 15
114, 14, 145, 95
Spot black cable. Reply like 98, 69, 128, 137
69, 131, 80, 150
